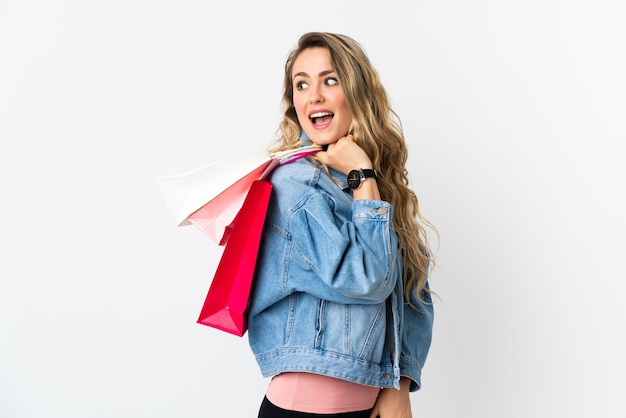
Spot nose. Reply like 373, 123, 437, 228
308, 84, 324, 104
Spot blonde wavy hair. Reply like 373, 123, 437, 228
270, 32, 436, 304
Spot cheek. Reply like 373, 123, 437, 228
331, 92, 349, 113
292, 95, 306, 118
335, 95, 352, 121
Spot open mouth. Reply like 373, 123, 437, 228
310, 111, 334, 126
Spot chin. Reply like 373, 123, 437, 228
312, 134, 339, 145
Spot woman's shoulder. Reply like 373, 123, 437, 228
271, 158, 319, 187
271, 158, 348, 202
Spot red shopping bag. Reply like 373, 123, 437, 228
196, 179, 272, 336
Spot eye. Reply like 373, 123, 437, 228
325, 77, 339, 86
295, 80, 308, 90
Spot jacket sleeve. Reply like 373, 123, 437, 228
287, 191, 399, 304
399, 281, 435, 392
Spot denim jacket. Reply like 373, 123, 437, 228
247, 158, 434, 391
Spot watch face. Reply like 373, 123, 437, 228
347, 170, 361, 189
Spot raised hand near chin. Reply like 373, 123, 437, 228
316, 134, 373, 175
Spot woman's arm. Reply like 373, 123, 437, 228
400, 284, 435, 392
283, 134, 397, 303
289, 193, 398, 303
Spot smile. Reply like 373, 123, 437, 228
310, 111, 334, 126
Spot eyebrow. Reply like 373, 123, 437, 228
292, 69, 335, 80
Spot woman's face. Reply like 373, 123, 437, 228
291, 47, 352, 146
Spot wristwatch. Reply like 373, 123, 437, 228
347, 168, 378, 190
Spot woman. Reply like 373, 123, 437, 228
249, 32, 435, 418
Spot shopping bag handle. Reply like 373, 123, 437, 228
270, 144, 324, 164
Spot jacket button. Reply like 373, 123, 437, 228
381, 373, 390, 379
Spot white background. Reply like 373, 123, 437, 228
1, 1, 624, 417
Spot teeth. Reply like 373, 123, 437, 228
310, 112, 332, 119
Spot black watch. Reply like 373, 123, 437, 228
347, 168, 377, 190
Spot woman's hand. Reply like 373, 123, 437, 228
316, 135, 380, 201
315, 134, 373, 175
369, 378, 413, 418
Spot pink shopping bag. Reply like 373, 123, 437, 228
186, 160, 276, 245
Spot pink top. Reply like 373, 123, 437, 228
266, 372, 380, 413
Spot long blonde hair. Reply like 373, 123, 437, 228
270, 32, 436, 303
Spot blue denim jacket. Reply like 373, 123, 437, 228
248, 158, 434, 391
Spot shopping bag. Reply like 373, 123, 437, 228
186, 158, 277, 245
196, 179, 272, 336
157, 149, 272, 244
157, 145, 321, 245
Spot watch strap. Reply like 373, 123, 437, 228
360, 169, 377, 180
